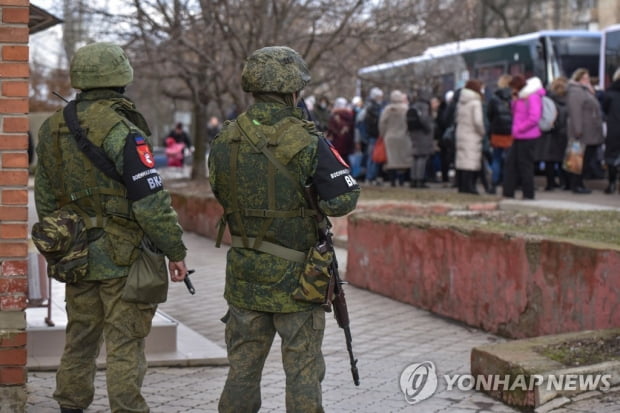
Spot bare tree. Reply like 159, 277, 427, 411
42, 0, 589, 180
108, 0, 459, 179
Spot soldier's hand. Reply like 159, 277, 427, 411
169, 260, 188, 282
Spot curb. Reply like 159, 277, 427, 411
470, 328, 620, 410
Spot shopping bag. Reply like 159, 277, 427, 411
562, 139, 585, 174
372, 136, 386, 163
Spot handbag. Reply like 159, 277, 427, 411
490, 133, 513, 149
122, 237, 169, 304
562, 138, 585, 174
372, 136, 387, 163
441, 125, 456, 147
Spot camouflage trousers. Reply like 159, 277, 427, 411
218, 305, 326, 413
53, 277, 157, 412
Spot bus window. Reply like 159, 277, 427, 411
551, 36, 600, 81
603, 27, 620, 88
509, 63, 524, 76
475, 64, 507, 94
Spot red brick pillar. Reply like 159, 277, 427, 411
0, 0, 30, 410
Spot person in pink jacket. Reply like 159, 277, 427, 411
502, 74, 545, 200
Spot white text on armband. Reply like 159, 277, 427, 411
132, 168, 158, 181
330, 169, 350, 179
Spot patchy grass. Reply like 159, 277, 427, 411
166, 179, 620, 246
427, 209, 620, 246
358, 186, 620, 246
359, 185, 500, 204
538, 335, 620, 367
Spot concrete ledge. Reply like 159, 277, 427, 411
470, 328, 620, 409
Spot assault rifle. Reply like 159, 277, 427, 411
304, 184, 360, 386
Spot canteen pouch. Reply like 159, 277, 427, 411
122, 237, 169, 304
292, 244, 333, 304
31, 208, 89, 284
103, 215, 143, 266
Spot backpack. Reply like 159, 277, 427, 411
407, 104, 430, 133
538, 95, 558, 132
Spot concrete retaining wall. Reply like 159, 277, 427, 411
170, 190, 620, 339
346, 212, 620, 339
171, 192, 229, 243
170, 191, 351, 245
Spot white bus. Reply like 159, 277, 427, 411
358, 30, 601, 99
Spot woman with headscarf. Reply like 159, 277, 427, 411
566, 68, 604, 194
379, 90, 412, 186
326, 97, 355, 159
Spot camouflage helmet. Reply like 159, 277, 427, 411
70, 42, 134, 90
241, 46, 311, 94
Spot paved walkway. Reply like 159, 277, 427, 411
25, 177, 620, 412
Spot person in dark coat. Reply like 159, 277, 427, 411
534, 76, 569, 191
602, 68, 620, 194
166, 122, 192, 166
408, 91, 435, 188
487, 74, 513, 194
326, 97, 355, 159
311, 95, 331, 132
436, 92, 453, 183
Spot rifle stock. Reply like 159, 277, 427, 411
303, 184, 360, 386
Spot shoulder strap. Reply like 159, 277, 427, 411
237, 115, 326, 232
237, 114, 306, 194
63, 100, 123, 183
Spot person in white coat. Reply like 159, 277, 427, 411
455, 79, 486, 194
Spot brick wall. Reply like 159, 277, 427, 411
0, 0, 30, 408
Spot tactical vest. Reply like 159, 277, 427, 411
43, 99, 143, 249
215, 113, 318, 263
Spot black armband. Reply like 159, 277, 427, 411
313, 137, 359, 200
122, 132, 164, 201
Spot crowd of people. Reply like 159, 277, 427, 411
304, 67, 620, 199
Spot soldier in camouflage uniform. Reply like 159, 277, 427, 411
209, 46, 360, 413
34, 42, 188, 413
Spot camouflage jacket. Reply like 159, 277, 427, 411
35, 89, 186, 281
209, 100, 360, 313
